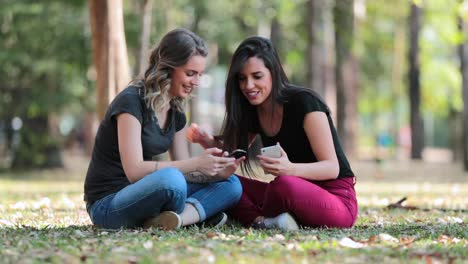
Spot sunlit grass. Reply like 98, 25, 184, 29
0, 160, 467, 263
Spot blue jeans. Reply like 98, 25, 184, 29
87, 167, 242, 229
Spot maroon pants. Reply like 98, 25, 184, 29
228, 175, 358, 228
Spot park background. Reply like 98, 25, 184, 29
0, 0, 466, 263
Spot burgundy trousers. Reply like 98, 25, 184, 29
228, 175, 358, 228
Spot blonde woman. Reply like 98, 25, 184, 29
84, 29, 243, 230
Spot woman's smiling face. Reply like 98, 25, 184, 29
169, 55, 206, 98
238, 56, 273, 106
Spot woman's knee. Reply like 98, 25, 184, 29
268, 176, 298, 195
146, 167, 187, 195
225, 175, 243, 202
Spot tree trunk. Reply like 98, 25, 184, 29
323, 2, 336, 119
187, 1, 208, 156
458, 15, 468, 171
333, 0, 355, 153
306, 0, 326, 97
270, 16, 282, 57
408, 2, 424, 159
135, 0, 153, 77
449, 108, 463, 162
88, 0, 131, 120
343, 56, 359, 157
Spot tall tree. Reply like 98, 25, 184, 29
408, 1, 424, 159
458, 11, 468, 171
135, 0, 153, 77
334, 0, 357, 155
88, 0, 131, 120
188, 1, 209, 156
306, 0, 327, 97
270, 16, 282, 53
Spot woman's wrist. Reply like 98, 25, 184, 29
200, 135, 216, 149
288, 162, 297, 176
191, 156, 202, 173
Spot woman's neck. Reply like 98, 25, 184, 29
257, 100, 283, 137
257, 95, 274, 115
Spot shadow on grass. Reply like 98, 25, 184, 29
1, 221, 466, 263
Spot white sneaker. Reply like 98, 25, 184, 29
263, 212, 299, 231
143, 211, 182, 230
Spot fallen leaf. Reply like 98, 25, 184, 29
378, 233, 398, 243
32, 197, 51, 209
143, 240, 153, 249
206, 231, 217, 238
74, 230, 86, 238
0, 219, 14, 227
111, 247, 127, 253
368, 235, 377, 243
10, 201, 27, 210
446, 216, 463, 224
273, 234, 285, 241
128, 256, 138, 263
399, 237, 415, 246
339, 237, 365, 248
437, 235, 463, 244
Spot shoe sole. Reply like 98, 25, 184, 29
198, 212, 228, 228
211, 213, 227, 228
277, 213, 299, 231
143, 211, 181, 230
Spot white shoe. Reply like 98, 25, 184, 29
143, 211, 182, 230
263, 212, 299, 231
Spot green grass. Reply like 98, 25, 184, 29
0, 162, 467, 263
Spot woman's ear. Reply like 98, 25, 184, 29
166, 68, 173, 78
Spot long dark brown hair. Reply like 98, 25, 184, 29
220, 36, 328, 176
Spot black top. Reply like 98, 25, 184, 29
84, 83, 186, 204
251, 91, 354, 179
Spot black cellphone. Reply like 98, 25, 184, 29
228, 149, 247, 159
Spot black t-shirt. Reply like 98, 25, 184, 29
252, 91, 354, 179
84, 84, 186, 204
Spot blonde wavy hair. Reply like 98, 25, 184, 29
142, 28, 208, 113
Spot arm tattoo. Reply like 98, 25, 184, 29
184, 171, 225, 183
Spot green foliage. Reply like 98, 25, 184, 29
0, 0, 92, 169
355, 0, 464, 148
0, 0, 92, 117
1, 0, 466, 166
421, 0, 463, 115
11, 118, 63, 169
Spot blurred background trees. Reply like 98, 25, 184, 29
0, 0, 467, 172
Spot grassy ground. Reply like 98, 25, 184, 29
0, 155, 466, 263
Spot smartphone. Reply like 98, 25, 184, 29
228, 149, 247, 159
260, 145, 281, 158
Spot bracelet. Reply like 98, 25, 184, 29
154, 161, 159, 171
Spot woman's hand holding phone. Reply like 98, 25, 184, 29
216, 149, 246, 178
228, 149, 247, 159
258, 143, 293, 176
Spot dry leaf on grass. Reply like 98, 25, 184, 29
378, 233, 399, 243
0, 219, 14, 227
399, 236, 415, 246
339, 237, 365, 248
